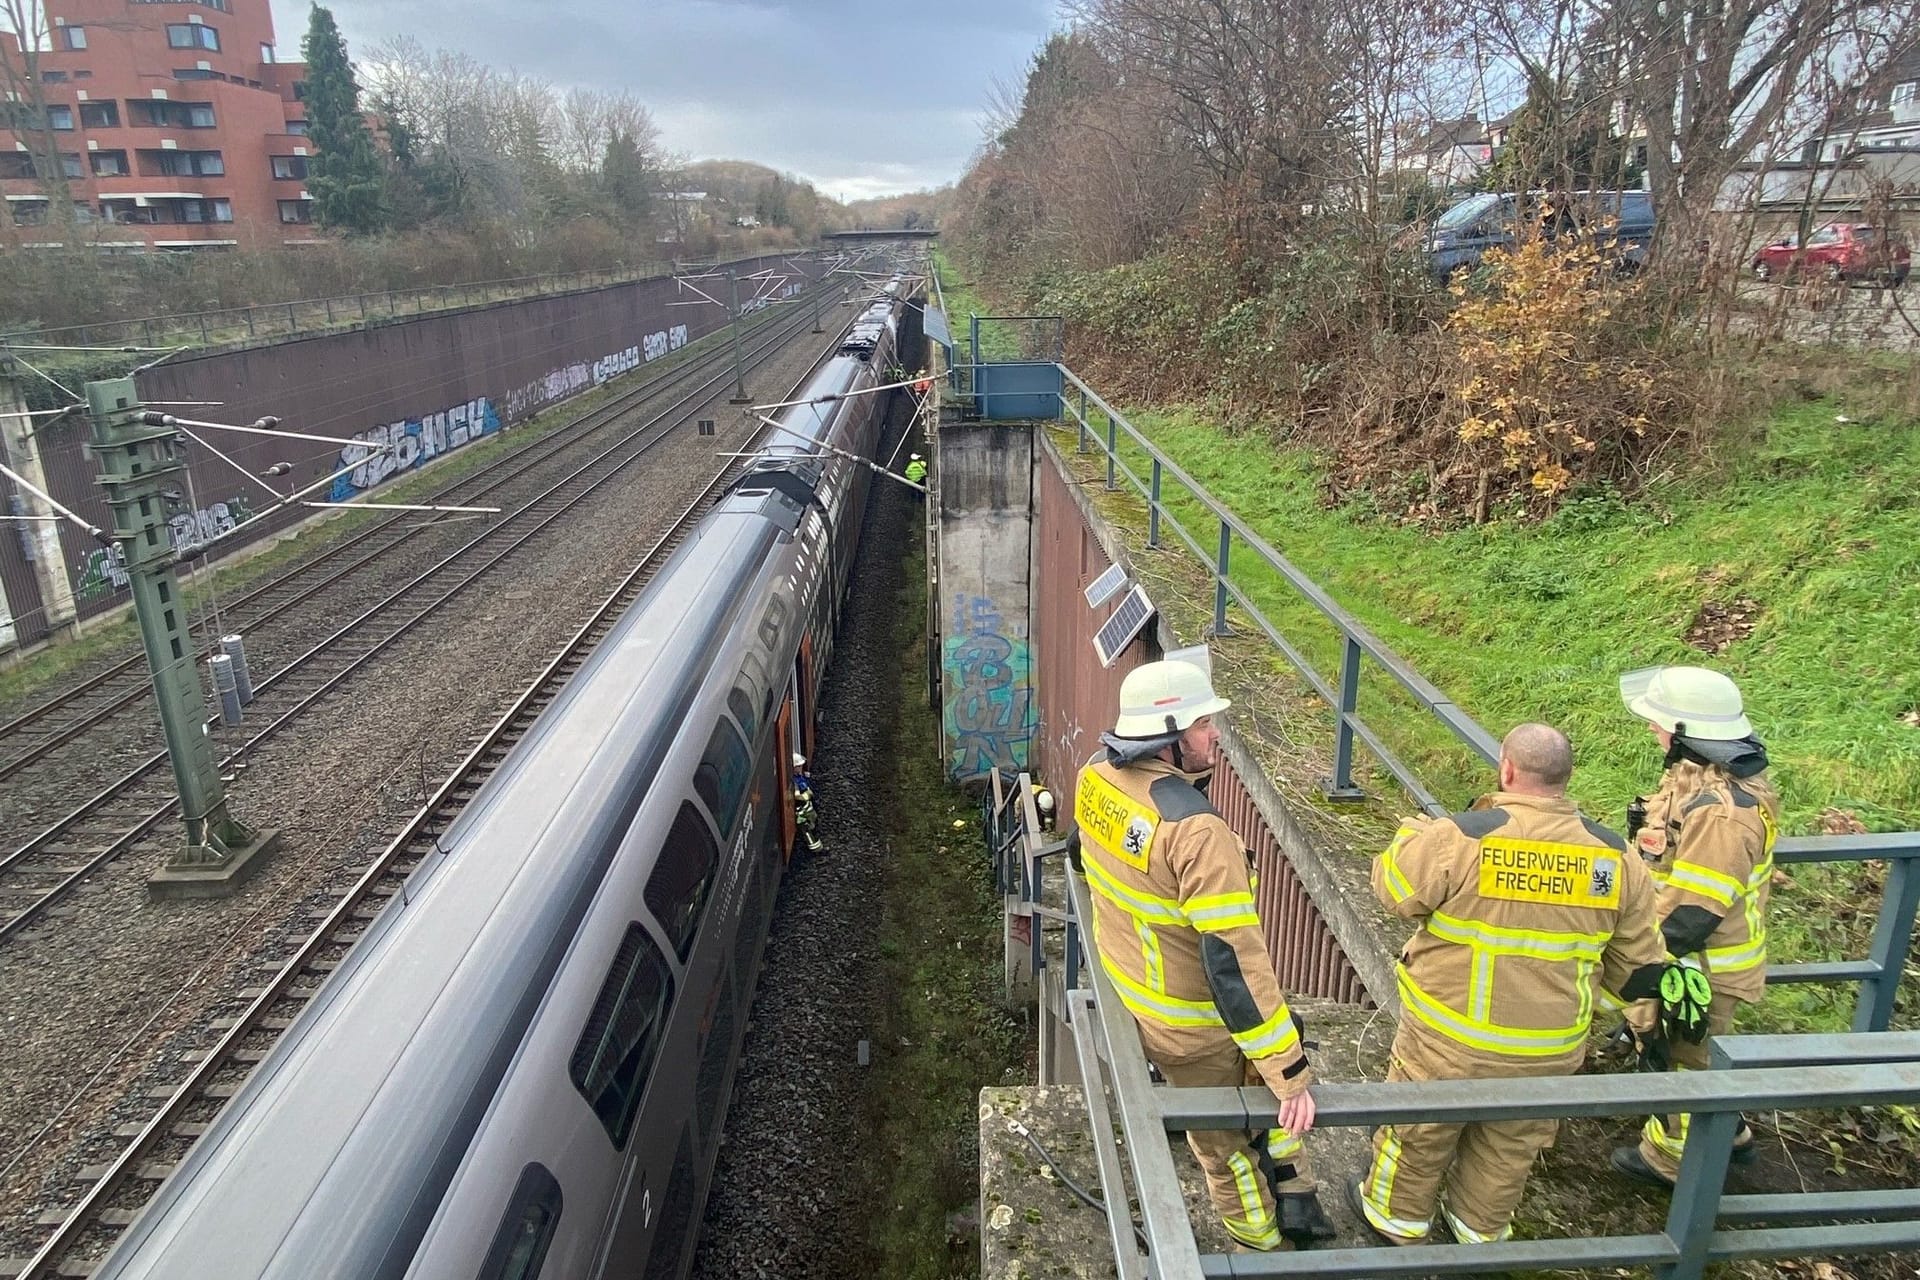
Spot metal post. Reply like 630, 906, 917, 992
1077, 387, 1088, 452
1148, 459, 1163, 549
359, 293, 367, 320
1212, 518, 1232, 636
1326, 635, 1367, 800
243, 309, 254, 339
1104, 413, 1117, 490
810, 271, 823, 333
727, 269, 750, 404
285, 301, 295, 331
85, 377, 275, 896
1656, 1108, 1740, 1280
1856, 856, 1920, 1031
199, 313, 210, 346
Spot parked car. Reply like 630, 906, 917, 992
1750, 223, 1910, 287
1426, 190, 1656, 281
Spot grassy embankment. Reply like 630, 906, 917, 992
0, 299, 797, 705
853, 504, 1025, 1280
938, 253, 1920, 1032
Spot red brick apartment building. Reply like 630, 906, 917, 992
1, 0, 314, 249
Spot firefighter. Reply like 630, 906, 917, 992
1351, 723, 1669, 1246
791, 752, 825, 855
1611, 666, 1780, 1187
904, 452, 928, 486
1071, 658, 1336, 1250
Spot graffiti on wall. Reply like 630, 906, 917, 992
329, 398, 503, 501
74, 542, 130, 600
169, 493, 258, 552
943, 592, 1035, 779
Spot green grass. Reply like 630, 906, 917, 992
932, 247, 1026, 361
854, 517, 1025, 1279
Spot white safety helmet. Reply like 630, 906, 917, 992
792, 752, 807, 769
1113, 659, 1230, 739
910, 452, 923, 460
1620, 666, 1753, 740
1033, 787, 1056, 818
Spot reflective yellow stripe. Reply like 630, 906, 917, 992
1425, 912, 1610, 961
1186, 891, 1260, 933
1223, 1152, 1279, 1249
1379, 827, 1418, 903
1101, 959, 1225, 1027
1666, 861, 1741, 908
1362, 1132, 1431, 1240
1397, 969, 1589, 1056
1707, 932, 1766, 973
1444, 1207, 1513, 1244
1644, 1109, 1687, 1158
1232, 1005, 1302, 1059
1267, 1127, 1303, 1161
1083, 855, 1186, 926
1135, 918, 1165, 993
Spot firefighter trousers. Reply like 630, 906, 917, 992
1142, 1028, 1314, 1252
1355, 1028, 1560, 1244
1640, 993, 1753, 1179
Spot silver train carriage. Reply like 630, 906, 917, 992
91, 291, 905, 1280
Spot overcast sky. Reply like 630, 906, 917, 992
267, 0, 1060, 201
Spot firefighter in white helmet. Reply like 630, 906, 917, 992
791, 752, 824, 856
904, 453, 928, 486
1612, 666, 1780, 1186
1070, 658, 1335, 1250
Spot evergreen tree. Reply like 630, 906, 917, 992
302, 5, 386, 234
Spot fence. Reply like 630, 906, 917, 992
984, 771, 1920, 1280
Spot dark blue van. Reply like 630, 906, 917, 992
1427, 190, 1656, 281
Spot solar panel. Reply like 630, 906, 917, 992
1083, 563, 1128, 609
1093, 586, 1155, 668
1164, 643, 1212, 679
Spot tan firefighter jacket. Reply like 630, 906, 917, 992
1073, 755, 1312, 1098
1374, 791, 1667, 1070
1634, 762, 1780, 1002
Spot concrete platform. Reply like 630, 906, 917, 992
982, 999, 1394, 1278
147, 827, 279, 900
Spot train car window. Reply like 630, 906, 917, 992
569, 923, 675, 1148
645, 802, 720, 959
475, 1163, 562, 1280
727, 686, 759, 745
691, 720, 751, 841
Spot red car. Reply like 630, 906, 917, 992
1751, 223, 1910, 286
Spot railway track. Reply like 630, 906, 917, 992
0, 295, 836, 784
3, 327, 854, 1280
0, 304, 846, 947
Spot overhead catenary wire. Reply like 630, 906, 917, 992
0, 459, 108, 543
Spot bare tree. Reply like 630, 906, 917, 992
0, 0, 74, 229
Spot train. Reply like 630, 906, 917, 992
92, 284, 908, 1280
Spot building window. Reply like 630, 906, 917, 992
140, 149, 224, 177
79, 101, 117, 128
129, 100, 216, 128
260, 42, 274, 64
0, 153, 36, 179
291, 81, 307, 101
270, 155, 307, 180
62, 26, 86, 50
90, 149, 128, 176
166, 23, 221, 51
10, 201, 48, 226
283, 119, 308, 136
46, 105, 74, 130
61, 152, 82, 178
40, 70, 67, 84
277, 198, 311, 224
1894, 83, 1918, 107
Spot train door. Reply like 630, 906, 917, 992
772, 702, 796, 859
793, 634, 815, 761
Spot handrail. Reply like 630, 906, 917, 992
1007, 788, 1920, 1280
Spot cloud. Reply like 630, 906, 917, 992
276, 0, 1055, 197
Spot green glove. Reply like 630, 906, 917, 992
1659, 962, 1713, 1045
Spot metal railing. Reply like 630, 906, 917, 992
1058, 363, 1497, 810
0, 251, 791, 351
983, 771, 1920, 1280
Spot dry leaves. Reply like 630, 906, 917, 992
1685, 596, 1761, 654
1820, 807, 1869, 836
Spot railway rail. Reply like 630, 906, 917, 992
1, 322, 859, 1280
0, 293, 836, 782
0, 300, 845, 946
